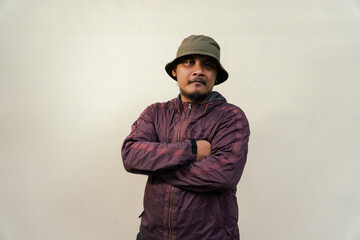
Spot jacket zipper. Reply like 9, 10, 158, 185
168, 103, 192, 240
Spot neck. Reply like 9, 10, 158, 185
180, 91, 212, 104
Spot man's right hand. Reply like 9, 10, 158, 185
196, 140, 211, 160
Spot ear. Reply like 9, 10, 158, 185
172, 69, 177, 77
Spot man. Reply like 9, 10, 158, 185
122, 35, 250, 240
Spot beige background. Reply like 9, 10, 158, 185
1, 0, 360, 239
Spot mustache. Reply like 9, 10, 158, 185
188, 78, 206, 85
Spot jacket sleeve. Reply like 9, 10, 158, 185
121, 104, 197, 175
160, 107, 250, 192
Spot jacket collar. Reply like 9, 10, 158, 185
172, 91, 226, 113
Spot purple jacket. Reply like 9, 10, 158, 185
122, 92, 250, 240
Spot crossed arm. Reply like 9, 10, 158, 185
195, 140, 212, 161
121, 105, 249, 192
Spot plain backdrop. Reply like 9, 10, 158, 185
0, 0, 359, 239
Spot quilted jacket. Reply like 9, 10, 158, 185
122, 91, 250, 240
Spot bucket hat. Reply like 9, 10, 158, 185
165, 35, 228, 85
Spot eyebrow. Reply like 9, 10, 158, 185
176, 55, 218, 69
178, 55, 194, 61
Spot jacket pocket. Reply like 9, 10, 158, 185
212, 195, 225, 227
213, 195, 231, 236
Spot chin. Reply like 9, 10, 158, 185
188, 87, 207, 94
180, 89, 212, 103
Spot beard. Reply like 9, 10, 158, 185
179, 88, 212, 104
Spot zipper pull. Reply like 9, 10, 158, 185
186, 103, 192, 118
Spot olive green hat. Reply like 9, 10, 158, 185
165, 35, 229, 85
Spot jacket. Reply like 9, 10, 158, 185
122, 91, 250, 240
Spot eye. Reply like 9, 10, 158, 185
183, 59, 194, 65
205, 62, 216, 70
182, 58, 195, 66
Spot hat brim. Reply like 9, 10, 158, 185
165, 51, 228, 85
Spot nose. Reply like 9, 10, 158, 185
192, 61, 205, 77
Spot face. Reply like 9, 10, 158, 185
172, 54, 218, 103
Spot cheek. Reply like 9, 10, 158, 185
207, 71, 217, 84
176, 69, 190, 85
177, 77, 188, 89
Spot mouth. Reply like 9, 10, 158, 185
188, 78, 206, 86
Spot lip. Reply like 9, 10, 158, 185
188, 78, 206, 85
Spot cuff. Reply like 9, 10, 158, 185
190, 139, 197, 154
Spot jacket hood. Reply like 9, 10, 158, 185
206, 91, 227, 103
